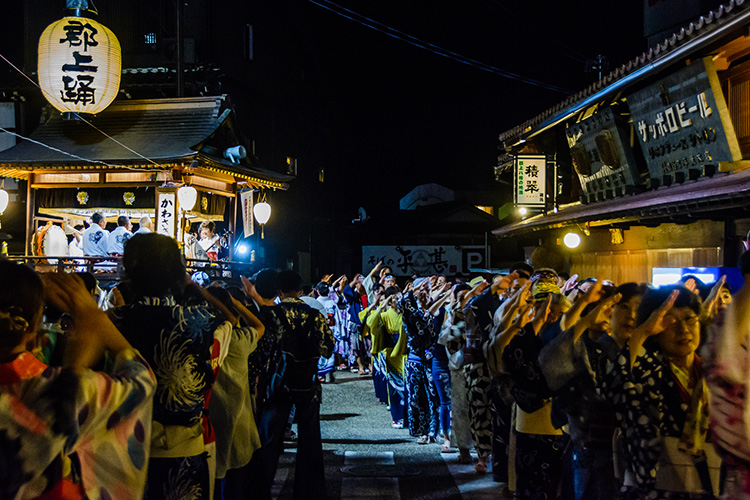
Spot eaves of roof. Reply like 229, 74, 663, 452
0, 96, 225, 165
497, 0, 750, 149
492, 167, 750, 237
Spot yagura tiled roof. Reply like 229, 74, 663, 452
497, 0, 750, 145
0, 96, 225, 164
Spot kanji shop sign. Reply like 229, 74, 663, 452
156, 188, 177, 239
627, 57, 741, 184
514, 155, 546, 208
38, 16, 121, 115
363, 245, 485, 277
566, 105, 643, 199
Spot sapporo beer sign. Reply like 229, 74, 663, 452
514, 155, 546, 208
627, 57, 741, 183
38, 16, 121, 115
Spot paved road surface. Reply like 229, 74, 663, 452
271, 370, 510, 499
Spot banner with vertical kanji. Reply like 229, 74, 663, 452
156, 188, 177, 239
240, 190, 254, 236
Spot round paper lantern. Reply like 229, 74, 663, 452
253, 201, 271, 225
38, 16, 121, 115
177, 186, 198, 211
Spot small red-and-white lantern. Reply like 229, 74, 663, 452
38, 15, 121, 115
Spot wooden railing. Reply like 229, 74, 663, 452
7, 255, 252, 285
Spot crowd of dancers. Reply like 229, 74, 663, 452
6, 230, 750, 500
324, 257, 750, 500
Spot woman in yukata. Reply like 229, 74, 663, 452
612, 285, 721, 500
0, 261, 156, 500
491, 280, 571, 500
400, 278, 440, 444
539, 281, 647, 500
369, 286, 408, 428
198, 220, 222, 261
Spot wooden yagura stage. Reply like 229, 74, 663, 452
0, 95, 292, 254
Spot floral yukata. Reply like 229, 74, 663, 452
703, 303, 750, 500
112, 295, 221, 500
608, 343, 719, 500
0, 348, 156, 500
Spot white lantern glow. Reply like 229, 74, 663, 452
177, 185, 198, 211
0, 189, 8, 215
253, 201, 271, 225
38, 16, 121, 115
563, 232, 581, 249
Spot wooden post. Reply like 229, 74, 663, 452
25, 175, 35, 257
227, 186, 237, 260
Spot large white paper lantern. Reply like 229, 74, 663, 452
0, 189, 8, 215
177, 185, 198, 211
253, 201, 271, 225
38, 16, 121, 115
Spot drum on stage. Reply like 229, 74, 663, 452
36, 223, 68, 265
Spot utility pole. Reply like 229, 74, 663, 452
176, 1, 184, 97
585, 54, 609, 81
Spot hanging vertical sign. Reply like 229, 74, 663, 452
156, 188, 177, 239
240, 190, 255, 236
37, 15, 121, 115
514, 155, 546, 208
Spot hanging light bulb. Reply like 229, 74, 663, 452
0, 188, 8, 215
177, 185, 198, 211
253, 201, 271, 225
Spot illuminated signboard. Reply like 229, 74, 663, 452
514, 155, 546, 208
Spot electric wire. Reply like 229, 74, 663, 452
307, 0, 572, 94
0, 127, 115, 167
0, 51, 163, 168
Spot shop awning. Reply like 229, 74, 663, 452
493, 167, 750, 237
0, 95, 293, 189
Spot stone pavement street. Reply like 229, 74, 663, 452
272, 370, 509, 499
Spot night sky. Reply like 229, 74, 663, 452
0, 1, 647, 269
284, 0, 645, 211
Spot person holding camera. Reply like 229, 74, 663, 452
0, 260, 156, 500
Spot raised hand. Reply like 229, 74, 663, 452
530, 294, 552, 335
492, 272, 519, 295
627, 290, 678, 368
701, 275, 726, 322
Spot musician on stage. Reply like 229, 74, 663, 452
198, 220, 221, 261
82, 213, 110, 258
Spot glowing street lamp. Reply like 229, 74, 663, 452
563, 232, 581, 249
